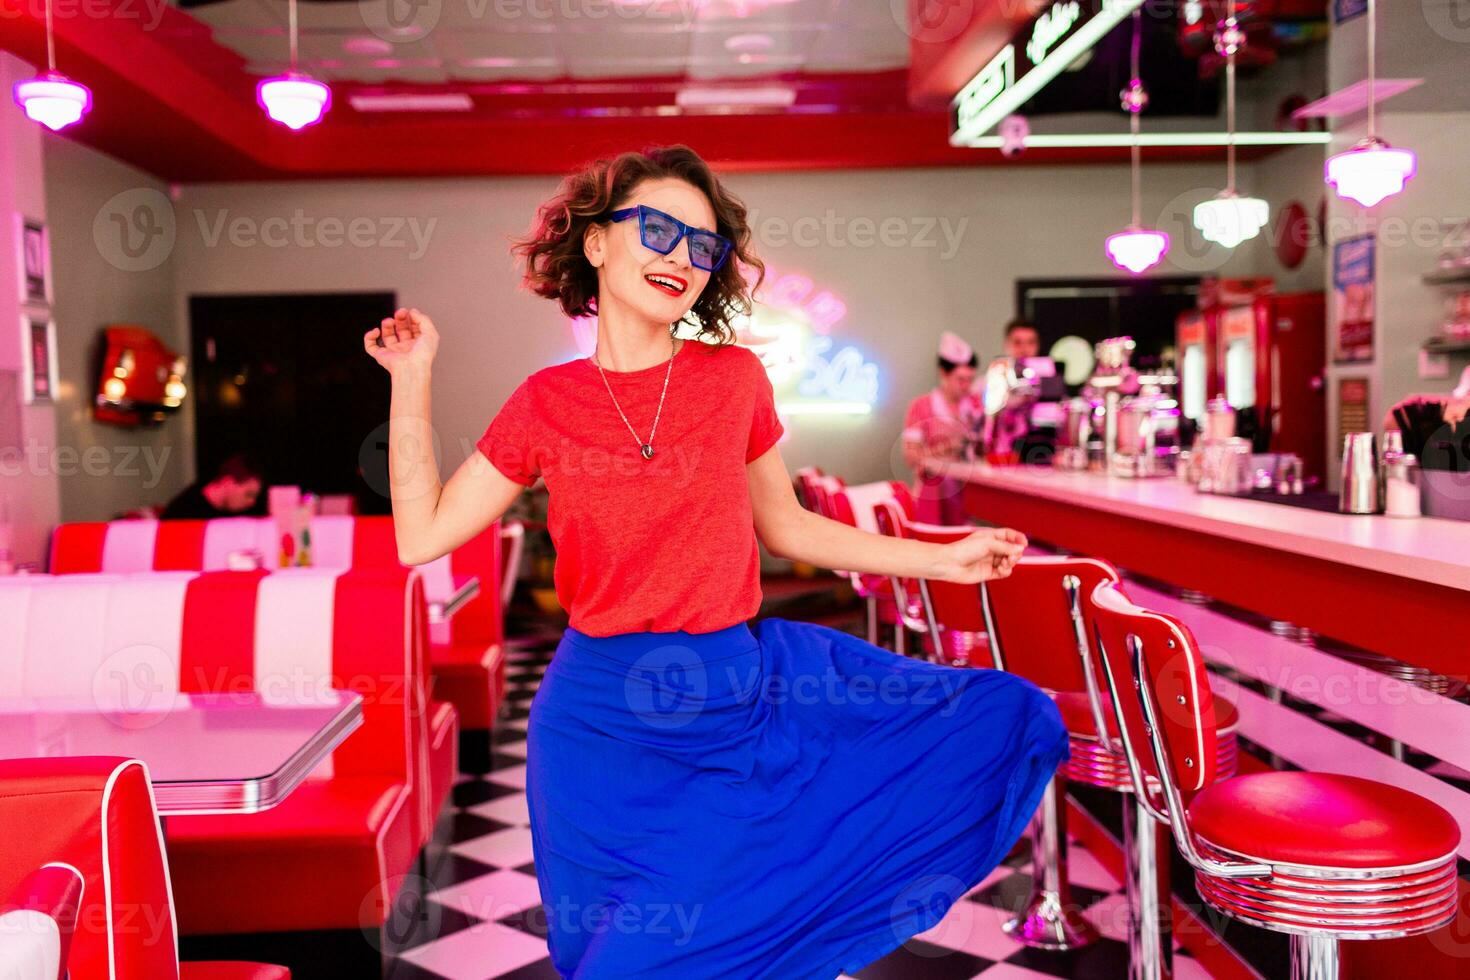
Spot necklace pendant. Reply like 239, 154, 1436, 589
641, 444, 655, 460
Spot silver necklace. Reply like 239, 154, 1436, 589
591, 335, 677, 460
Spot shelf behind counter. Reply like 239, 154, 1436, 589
936, 460, 1470, 678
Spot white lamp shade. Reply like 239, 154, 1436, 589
12, 73, 92, 131
1193, 193, 1270, 249
1325, 140, 1416, 208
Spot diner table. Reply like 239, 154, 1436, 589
0, 690, 362, 815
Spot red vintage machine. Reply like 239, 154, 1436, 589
1177, 278, 1327, 481
93, 325, 187, 427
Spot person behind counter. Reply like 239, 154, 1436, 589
1000, 318, 1040, 361
160, 453, 264, 520
903, 331, 981, 524
983, 319, 1045, 459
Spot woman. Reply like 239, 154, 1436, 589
902, 332, 983, 524
365, 146, 1067, 979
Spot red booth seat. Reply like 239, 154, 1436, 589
346, 516, 507, 735
0, 756, 289, 980
50, 515, 505, 740
0, 570, 439, 937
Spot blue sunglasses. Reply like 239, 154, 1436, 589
607, 205, 734, 273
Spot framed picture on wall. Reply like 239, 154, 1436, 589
20, 313, 57, 404
16, 216, 51, 306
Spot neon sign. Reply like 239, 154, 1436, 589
736, 267, 878, 416
951, 0, 1143, 145
1026, 2, 1082, 66
568, 269, 880, 417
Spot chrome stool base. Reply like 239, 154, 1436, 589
1003, 777, 1100, 951
1002, 891, 1101, 950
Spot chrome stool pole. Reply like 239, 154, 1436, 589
1003, 776, 1100, 949
1122, 797, 1172, 980
1289, 934, 1340, 980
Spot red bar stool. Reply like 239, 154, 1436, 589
977, 557, 1120, 950
899, 520, 994, 667
986, 560, 1243, 972
870, 499, 946, 660
820, 477, 915, 652
1088, 584, 1461, 980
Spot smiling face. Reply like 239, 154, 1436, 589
584, 177, 717, 329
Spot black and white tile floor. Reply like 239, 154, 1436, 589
388, 627, 1216, 980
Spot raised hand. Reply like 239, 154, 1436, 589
363, 307, 439, 376
934, 527, 1028, 584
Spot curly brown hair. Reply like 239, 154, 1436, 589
512, 145, 763, 346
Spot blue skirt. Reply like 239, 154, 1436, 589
525, 617, 1069, 979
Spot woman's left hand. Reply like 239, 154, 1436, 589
931, 528, 1028, 584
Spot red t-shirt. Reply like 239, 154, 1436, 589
477, 339, 785, 637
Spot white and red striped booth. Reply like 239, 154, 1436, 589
0, 569, 442, 942
0, 756, 288, 980
49, 516, 507, 735
0, 863, 83, 980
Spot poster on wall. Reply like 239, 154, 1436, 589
1333, 0, 1367, 23
1337, 376, 1372, 447
21, 314, 57, 404
1332, 235, 1375, 364
16, 216, 50, 307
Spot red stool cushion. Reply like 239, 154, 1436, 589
1055, 691, 1238, 738
1188, 772, 1461, 869
181, 964, 291, 980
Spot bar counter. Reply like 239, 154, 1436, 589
936, 460, 1470, 679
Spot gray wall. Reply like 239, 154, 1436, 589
0, 52, 60, 566
166, 158, 1299, 489
43, 138, 191, 521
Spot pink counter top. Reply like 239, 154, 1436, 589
937, 461, 1470, 594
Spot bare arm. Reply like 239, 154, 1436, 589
746, 444, 1025, 584
364, 308, 525, 565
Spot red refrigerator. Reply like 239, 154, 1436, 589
1217, 291, 1328, 482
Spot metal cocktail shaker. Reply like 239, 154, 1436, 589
1339, 433, 1380, 514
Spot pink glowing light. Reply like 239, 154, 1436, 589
257, 73, 332, 130
12, 71, 91, 131
1105, 228, 1170, 275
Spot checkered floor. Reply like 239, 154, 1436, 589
387, 628, 1216, 980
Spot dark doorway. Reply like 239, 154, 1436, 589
1016, 277, 1200, 387
189, 292, 395, 513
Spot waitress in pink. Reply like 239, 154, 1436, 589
365, 145, 1067, 979
903, 331, 984, 525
